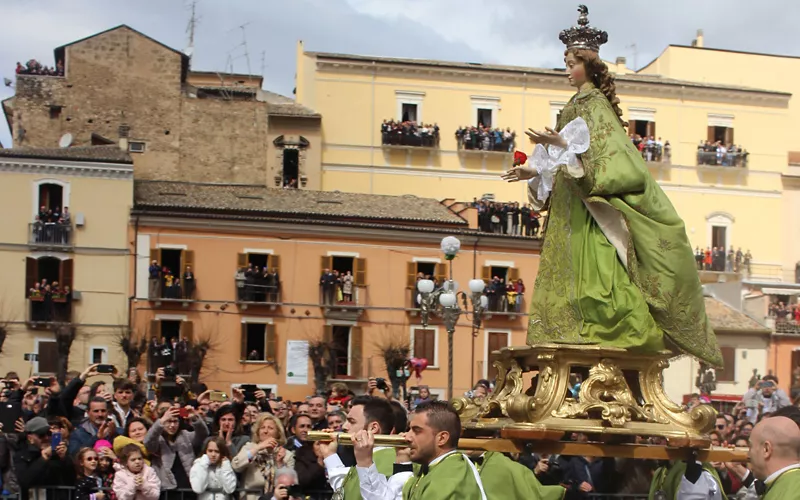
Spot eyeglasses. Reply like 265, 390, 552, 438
85, 457, 98, 462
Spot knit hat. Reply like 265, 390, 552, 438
93, 439, 112, 451
24, 417, 50, 435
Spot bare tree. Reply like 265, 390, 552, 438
52, 324, 77, 385
114, 325, 148, 370
187, 332, 219, 383
375, 335, 411, 400
307, 338, 332, 396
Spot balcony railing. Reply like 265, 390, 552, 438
381, 121, 440, 150
149, 279, 196, 303
774, 320, 800, 335
236, 280, 282, 307
28, 296, 72, 325
320, 284, 365, 308
697, 150, 748, 168
485, 290, 525, 316
28, 222, 72, 247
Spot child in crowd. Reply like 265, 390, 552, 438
74, 448, 106, 500
94, 440, 117, 500
190, 436, 238, 500
112, 444, 161, 500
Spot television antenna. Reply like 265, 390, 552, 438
184, 0, 202, 60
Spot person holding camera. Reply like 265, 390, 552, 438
68, 396, 115, 455
741, 376, 792, 423
271, 468, 303, 500
13, 417, 74, 500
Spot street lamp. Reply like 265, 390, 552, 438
417, 237, 488, 400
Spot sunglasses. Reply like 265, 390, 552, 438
85, 457, 98, 462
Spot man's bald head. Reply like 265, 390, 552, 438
748, 416, 800, 480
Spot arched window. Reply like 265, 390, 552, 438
706, 212, 734, 251
32, 179, 70, 221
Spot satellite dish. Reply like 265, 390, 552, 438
59, 133, 73, 148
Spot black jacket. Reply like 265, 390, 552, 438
13, 442, 74, 500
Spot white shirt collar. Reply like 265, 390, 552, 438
428, 450, 458, 467
765, 463, 800, 485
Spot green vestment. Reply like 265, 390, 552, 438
478, 451, 565, 500
763, 467, 800, 499
527, 84, 722, 366
402, 453, 484, 500
342, 448, 396, 499
648, 462, 726, 500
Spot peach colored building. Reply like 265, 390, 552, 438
131, 180, 539, 400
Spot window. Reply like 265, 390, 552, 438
128, 141, 146, 153
36, 340, 58, 374
321, 255, 367, 303
550, 102, 567, 128
324, 325, 363, 378
485, 331, 509, 380
240, 322, 277, 362
38, 183, 64, 213
150, 248, 194, 300
627, 108, 657, 139
481, 264, 519, 313
411, 327, 437, 368
717, 346, 736, 382
477, 108, 492, 128
90, 347, 107, 364
712, 226, 727, 249
26, 257, 73, 322
282, 149, 299, 188
406, 261, 446, 287
148, 318, 192, 373
236, 252, 281, 303
401, 103, 418, 123
49, 106, 62, 120
706, 213, 733, 253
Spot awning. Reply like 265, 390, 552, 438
761, 288, 800, 296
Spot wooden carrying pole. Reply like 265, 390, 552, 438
306, 431, 749, 462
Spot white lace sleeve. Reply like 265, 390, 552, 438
526, 117, 590, 202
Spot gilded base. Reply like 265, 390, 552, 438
453, 344, 716, 440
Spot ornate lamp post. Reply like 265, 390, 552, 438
417, 236, 488, 400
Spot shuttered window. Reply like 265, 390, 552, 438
716, 346, 736, 382
413, 328, 436, 368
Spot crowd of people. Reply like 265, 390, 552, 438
697, 141, 749, 167
380, 120, 440, 148
411, 273, 525, 313
15, 60, 64, 77
148, 261, 196, 301
236, 265, 281, 303
629, 135, 670, 163
32, 206, 72, 245
319, 269, 355, 306
454, 126, 516, 152
27, 279, 72, 322
694, 246, 752, 274
473, 199, 542, 237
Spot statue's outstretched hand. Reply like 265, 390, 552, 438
526, 127, 567, 149
502, 166, 536, 182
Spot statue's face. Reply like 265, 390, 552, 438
565, 52, 587, 88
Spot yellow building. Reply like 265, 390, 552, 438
0, 145, 133, 377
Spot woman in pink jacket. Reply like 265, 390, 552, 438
112, 444, 161, 500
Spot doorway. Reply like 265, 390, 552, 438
486, 331, 508, 381
38, 257, 61, 284
282, 149, 299, 187
331, 326, 350, 378
477, 108, 492, 128
416, 262, 435, 279
712, 226, 727, 249
401, 103, 418, 123
38, 183, 63, 212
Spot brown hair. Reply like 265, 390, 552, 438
566, 49, 627, 127
203, 435, 232, 461
75, 447, 97, 476
118, 443, 144, 467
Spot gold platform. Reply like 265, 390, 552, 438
452, 344, 716, 442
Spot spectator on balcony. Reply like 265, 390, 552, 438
744, 250, 752, 275
726, 247, 735, 272
380, 120, 438, 147
148, 261, 160, 299
320, 269, 335, 305
456, 125, 515, 152
244, 264, 256, 302
735, 248, 744, 272
694, 247, 703, 271
183, 266, 195, 300
514, 279, 526, 312
162, 269, 174, 298
171, 278, 182, 301
267, 268, 280, 303
341, 270, 353, 303
510, 202, 520, 235
235, 267, 246, 302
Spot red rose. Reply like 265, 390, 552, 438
513, 151, 528, 166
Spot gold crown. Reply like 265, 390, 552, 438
559, 5, 608, 52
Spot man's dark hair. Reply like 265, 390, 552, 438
351, 397, 394, 435
89, 396, 108, 407
769, 406, 800, 429
414, 400, 460, 448
113, 379, 136, 392
4, 372, 19, 381
289, 413, 312, 431
764, 375, 779, 384
389, 400, 408, 434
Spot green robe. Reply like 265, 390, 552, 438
527, 83, 722, 366
763, 467, 800, 499
478, 451, 565, 500
342, 448, 396, 499
402, 452, 484, 500
648, 462, 726, 500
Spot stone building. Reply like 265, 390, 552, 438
2, 25, 321, 188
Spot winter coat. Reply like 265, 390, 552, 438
143, 416, 209, 490
74, 474, 104, 500
231, 442, 296, 500
111, 463, 161, 500
13, 442, 74, 500
189, 455, 237, 500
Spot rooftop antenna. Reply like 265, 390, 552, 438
184, 0, 201, 61
260, 50, 266, 89
626, 43, 638, 71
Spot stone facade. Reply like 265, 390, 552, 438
8, 25, 320, 186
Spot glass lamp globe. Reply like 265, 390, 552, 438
469, 279, 485, 293
479, 295, 489, 308
439, 292, 457, 307
417, 279, 434, 294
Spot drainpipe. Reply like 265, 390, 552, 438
129, 215, 139, 331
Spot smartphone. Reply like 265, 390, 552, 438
179, 407, 190, 419
275, 396, 283, 402
33, 377, 51, 387
97, 364, 115, 374
209, 391, 228, 403
240, 384, 258, 402
51, 431, 62, 451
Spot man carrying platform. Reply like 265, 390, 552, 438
353, 401, 487, 500
466, 449, 565, 500
747, 416, 800, 499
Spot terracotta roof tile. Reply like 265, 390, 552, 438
134, 180, 466, 225
0, 144, 132, 164
704, 296, 770, 333
261, 91, 320, 118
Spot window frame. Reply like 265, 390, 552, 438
410, 325, 439, 369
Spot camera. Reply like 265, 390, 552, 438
163, 366, 176, 378
281, 484, 303, 498
375, 378, 389, 391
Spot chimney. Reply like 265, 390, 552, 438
693, 29, 704, 48
615, 56, 628, 75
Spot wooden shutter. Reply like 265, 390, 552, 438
507, 268, 520, 282
60, 259, 74, 290
487, 332, 508, 380
717, 346, 736, 382
321, 256, 333, 273
407, 262, 417, 288
414, 329, 435, 365
182, 250, 194, 274
725, 127, 734, 146
25, 257, 38, 296
37, 341, 58, 374
323, 325, 333, 344
265, 324, 277, 362
150, 319, 161, 340
240, 323, 248, 360
237, 253, 248, 269
627, 120, 636, 136
180, 320, 194, 343
646, 121, 656, 138
150, 248, 161, 265
350, 326, 363, 378
707, 126, 715, 143
434, 264, 447, 284
268, 254, 281, 274
481, 266, 491, 282
354, 258, 367, 286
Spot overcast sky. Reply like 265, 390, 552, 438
2, 0, 799, 147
